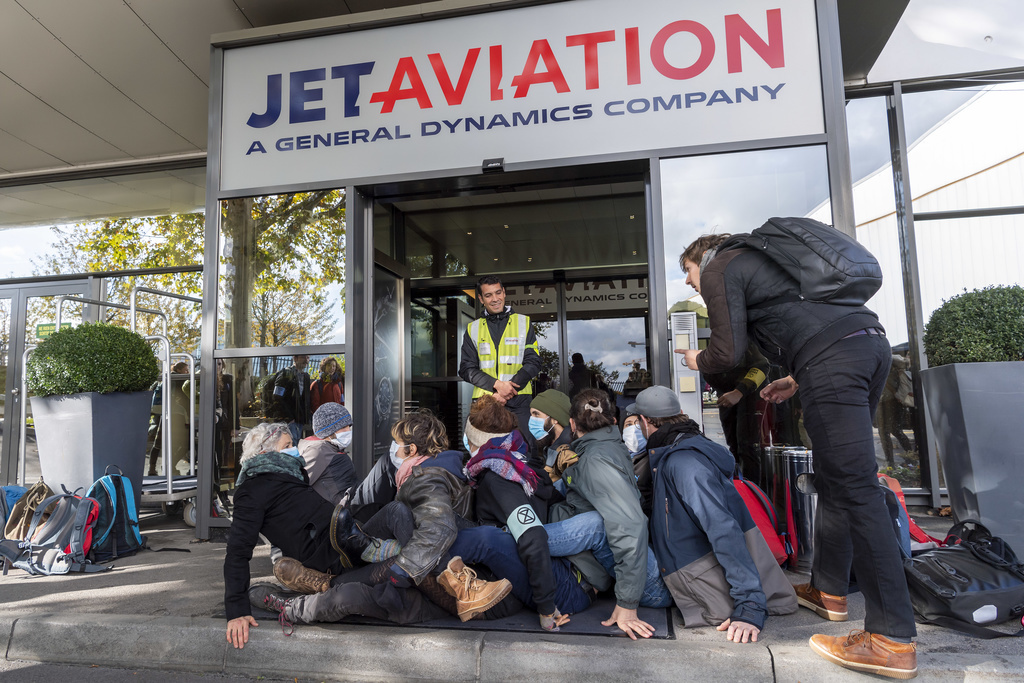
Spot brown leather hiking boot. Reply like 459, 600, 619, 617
810, 631, 917, 679
795, 583, 848, 621
273, 557, 333, 594
436, 556, 512, 622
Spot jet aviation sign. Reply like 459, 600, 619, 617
220, 0, 823, 191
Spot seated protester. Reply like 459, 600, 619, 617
358, 411, 510, 615
549, 389, 674, 640
225, 423, 361, 650
297, 403, 359, 505
464, 396, 569, 631
632, 386, 797, 644
252, 411, 513, 631
528, 389, 574, 469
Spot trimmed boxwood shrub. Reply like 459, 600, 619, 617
27, 322, 160, 397
923, 285, 1024, 367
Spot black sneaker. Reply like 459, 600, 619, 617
247, 583, 295, 636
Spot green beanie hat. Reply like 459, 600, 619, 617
531, 389, 571, 428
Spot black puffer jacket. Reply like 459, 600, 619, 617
698, 245, 882, 376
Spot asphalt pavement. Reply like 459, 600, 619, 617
2, 510, 1023, 682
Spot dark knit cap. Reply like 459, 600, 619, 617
531, 389, 571, 428
312, 403, 352, 438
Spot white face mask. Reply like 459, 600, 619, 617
334, 431, 353, 449
389, 440, 405, 469
623, 424, 647, 455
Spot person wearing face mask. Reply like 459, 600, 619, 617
297, 403, 359, 506
631, 385, 796, 646
463, 396, 567, 631
225, 422, 361, 650
622, 408, 647, 457
528, 389, 573, 470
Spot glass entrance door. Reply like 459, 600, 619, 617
0, 281, 91, 485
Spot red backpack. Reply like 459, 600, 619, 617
734, 475, 791, 566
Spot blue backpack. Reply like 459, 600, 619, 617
85, 467, 147, 562
1, 485, 28, 533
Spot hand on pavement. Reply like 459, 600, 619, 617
717, 618, 760, 643
226, 615, 258, 649
602, 605, 655, 640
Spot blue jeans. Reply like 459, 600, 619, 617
450, 525, 593, 615
545, 511, 672, 609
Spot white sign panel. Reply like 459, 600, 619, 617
220, 0, 824, 192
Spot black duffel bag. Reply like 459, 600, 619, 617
904, 520, 1024, 638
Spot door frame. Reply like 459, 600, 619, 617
0, 280, 92, 485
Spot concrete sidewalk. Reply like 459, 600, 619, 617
2, 512, 1022, 682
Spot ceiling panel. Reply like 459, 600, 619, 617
0, 75, 125, 166
127, 0, 254, 86
21, 0, 208, 149
0, 128, 64, 174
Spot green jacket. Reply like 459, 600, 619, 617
553, 425, 650, 609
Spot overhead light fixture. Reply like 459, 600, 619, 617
467, 231, 472, 235
527, 257, 533, 262
493, 257, 499, 261
503, 224, 509, 229
629, 215, 635, 220
632, 250, 637, 256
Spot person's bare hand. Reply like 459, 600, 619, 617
492, 393, 508, 405
681, 349, 701, 371
540, 610, 571, 631
760, 376, 798, 404
492, 380, 520, 400
716, 618, 760, 643
717, 390, 742, 408
602, 605, 655, 640
226, 615, 258, 649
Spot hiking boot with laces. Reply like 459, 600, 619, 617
810, 630, 917, 679
273, 557, 333, 594
795, 583, 848, 621
437, 556, 512, 622
247, 583, 295, 636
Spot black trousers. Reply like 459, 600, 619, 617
796, 331, 917, 639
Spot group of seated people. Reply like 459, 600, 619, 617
224, 386, 798, 649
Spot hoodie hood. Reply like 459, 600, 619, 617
649, 430, 734, 477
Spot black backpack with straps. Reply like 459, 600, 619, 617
720, 217, 883, 307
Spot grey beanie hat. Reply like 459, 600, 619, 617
312, 402, 352, 438
633, 385, 682, 419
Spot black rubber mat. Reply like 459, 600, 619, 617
244, 595, 672, 639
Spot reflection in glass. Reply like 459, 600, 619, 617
566, 314, 647, 415
386, 180, 647, 280
904, 84, 1024, 214
219, 192, 346, 348
660, 146, 830, 309
660, 146, 831, 481
218, 353, 346, 483
0, 298, 9, 460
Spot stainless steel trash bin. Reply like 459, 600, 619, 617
772, 447, 816, 573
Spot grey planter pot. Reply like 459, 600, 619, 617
920, 362, 1024, 552
31, 391, 153, 510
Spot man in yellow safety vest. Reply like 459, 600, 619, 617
458, 275, 542, 442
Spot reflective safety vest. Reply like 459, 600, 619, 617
468, 313, 536, 399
